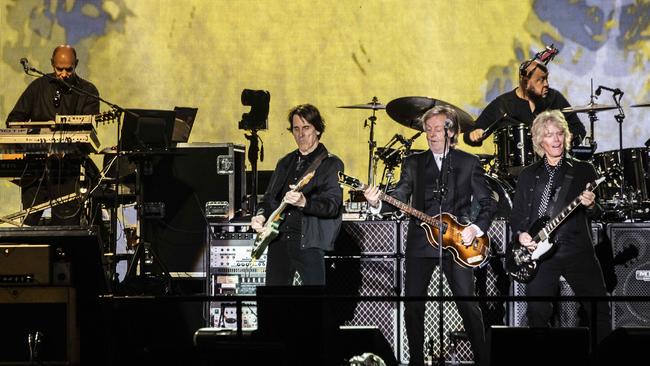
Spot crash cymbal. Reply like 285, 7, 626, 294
631, 102, 650, 108
338, 101, 386, 110
385, 96, 475, 132
561, 103, 616, 114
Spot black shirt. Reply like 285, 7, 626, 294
463, 88, 586, 147
278, 143, 327, 240
6, 74, 100, 124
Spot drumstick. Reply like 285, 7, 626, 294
481, 112, 509, 140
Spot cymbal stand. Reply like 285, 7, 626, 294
586, 80, 598, 151
611, 90, 627, 203
365, 96, 380, 185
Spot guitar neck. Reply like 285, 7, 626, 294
268, 201, 288, 223
368, 186, 439, 228
534, 180, 599, 242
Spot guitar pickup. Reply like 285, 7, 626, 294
467, 255, 484, 264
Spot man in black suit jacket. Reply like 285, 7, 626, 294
251, 104, 344, 286
365, 105, 497, 366
509, 110, 610, 342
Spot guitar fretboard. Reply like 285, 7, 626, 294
354, 182, 441, 229
534, 178, 603, 242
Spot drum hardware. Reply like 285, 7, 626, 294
385, 96, 475, 132
595, 84, 627, 200
338, 96, 385, 185
593, 147, 650, 221
561, 80, 617, 150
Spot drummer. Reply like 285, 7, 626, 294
463, 58, 586, 148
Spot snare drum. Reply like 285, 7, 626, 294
592, 147, 650, 202
493, 124, 537, 176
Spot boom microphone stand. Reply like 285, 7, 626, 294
596, 86, 626, 200
431, 123, 452, 366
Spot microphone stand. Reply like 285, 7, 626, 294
365, 96, 380, 185
608, 89, 627, 208
23, 62, 139, 292
431, 127, 451, 366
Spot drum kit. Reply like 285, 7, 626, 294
339, 95, 650, 221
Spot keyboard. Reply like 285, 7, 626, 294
0, 128, 100, 154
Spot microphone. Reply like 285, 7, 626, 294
596, 85, 623, 96
444, 119, 454, 130
19, 58, 30, 73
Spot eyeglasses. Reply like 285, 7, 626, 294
53, 88, 61, 108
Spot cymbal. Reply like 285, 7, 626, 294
338, 101, 386, 110
385, 96, 475, 132
631, 102, 650, 108
561, 103, 616, 114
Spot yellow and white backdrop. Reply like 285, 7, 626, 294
1, 0, 649, 215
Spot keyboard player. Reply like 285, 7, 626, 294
5, 44, 100, 226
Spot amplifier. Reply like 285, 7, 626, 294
207, 222, 263, 329
0, 244, 50, 285
208, 224, 264, 295
607, 223, 650, 327
334, 220, 398, 255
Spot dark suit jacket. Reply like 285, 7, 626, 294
388, 148, 497, 258
259, 143, 344, 251
509, 156, 602, 254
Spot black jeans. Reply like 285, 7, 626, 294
266, 239, 325, 286
405, 255, 487, 366
526, 247, 611, 343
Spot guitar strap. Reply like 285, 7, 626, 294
299, 151, 329, 182
549, 160, 575, 218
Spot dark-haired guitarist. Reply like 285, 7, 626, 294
251, 104, 343, 286
509, 110, 610, 343
364, 106, 496, 366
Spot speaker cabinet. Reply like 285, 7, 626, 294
607, 223, 650, 327
490, 326, 589, 366
0, 287, 78, 364
333, 221, 398, 255
326, 257, 399, 355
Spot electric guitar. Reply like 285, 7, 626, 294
337, 172, 489, 268
506, 176, 605, 283
250, 171, 316, 260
